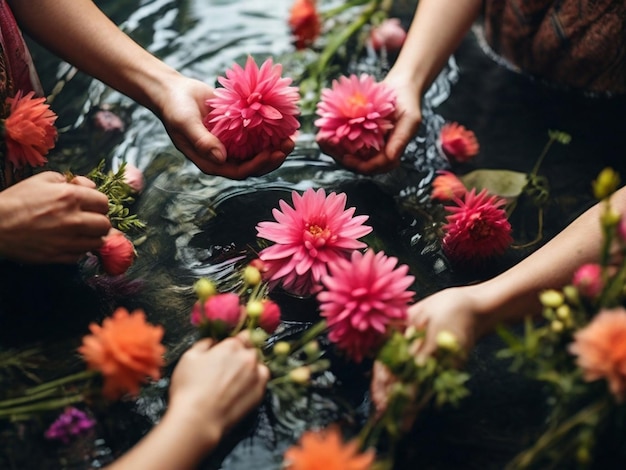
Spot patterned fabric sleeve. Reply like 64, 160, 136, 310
483, 0, 626, 95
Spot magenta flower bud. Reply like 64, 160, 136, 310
190, 293, 242, 337
44, 407, 96, 444
369, 18, 407, 52
572, 263, 604, 299
258, 299, 281, 334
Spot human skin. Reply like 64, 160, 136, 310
7, 0, 295, 180
0, 171, 111, 263
106, 335, 270, 470
322, 0, 482, 174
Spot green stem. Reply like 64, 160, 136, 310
23, 369, 97, 396
0, 394, 86, 419
530, 135, 556, 178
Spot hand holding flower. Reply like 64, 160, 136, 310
152, 73, 293, 180
0, 171, 111, 264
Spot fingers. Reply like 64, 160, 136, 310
72, 185, 110, 214
69, 175, 97, 189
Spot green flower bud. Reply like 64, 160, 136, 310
539, 289, 564, 308
194, 278, 216, 301
303, 340, 319, 357
436, 330, 460, 353
273, 341, 291, 356
288, 366, 311, 385
249, 328, 268, 346
246, 300, 264, 318
243, 265, 262, 286
563, 285, 580, 305
555, 305, 571, 321
593, 168, 620, 200
601, 208, 621, 228
551, 320, 564, 333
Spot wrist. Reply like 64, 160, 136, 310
164, 399, 222, 455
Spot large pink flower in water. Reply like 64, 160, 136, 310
318, 249, 415, 362
256, 188, 373, 297
315, 74, 396, 159
442, 188, 512, 264
204, 56, 301, 160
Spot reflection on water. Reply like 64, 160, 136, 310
3, 0, 626, 468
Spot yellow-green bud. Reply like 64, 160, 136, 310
194, 278, 216, 301
593, 167, 620, 200
243, 265, 262, 286
555, 305, 571, 321
539, 289, 564, 308
249, 328, 268, 346
436, 330, 460, 352
576, 446, 591, 465
563, 285, 580, 305
303, 340, 319, 357
246, 300, 264, 318
551, 320, 564, 333
273, 341, 291, 356
288, 366, 311, 385
601, 207, 621, 228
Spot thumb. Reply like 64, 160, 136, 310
189, 122, 227, 164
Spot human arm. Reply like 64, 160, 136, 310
106, 336, 269, 470
7, 0, 293, 179
326, 0, 482, 174
410, 186, 626, 360
0, 171, 111, 264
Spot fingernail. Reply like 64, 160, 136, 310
212, 148, 226, 163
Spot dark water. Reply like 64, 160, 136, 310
1, 0, 626, 469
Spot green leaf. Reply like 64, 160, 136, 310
460, 169, 528, 199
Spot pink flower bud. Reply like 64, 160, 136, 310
98, 229, 136, 276
258, 299, 281, 333
190, 293, 242, 331
572, 263, 604, 299
439, 122, 479, 163
123, 164, 144, 194
431, 170, 466, 202
369, 18, 407, 52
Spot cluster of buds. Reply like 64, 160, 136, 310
190, 261, 330, 401
190, 261, 281, 340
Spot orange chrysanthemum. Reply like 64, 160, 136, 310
79, 307, 165, 400
431, 170, 466, 202
569, 308, 626, 402
284, 426, 375, 470
439, 122, 479, 163
3, 90, 57, 169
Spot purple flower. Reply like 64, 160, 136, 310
44, 407, 96, 444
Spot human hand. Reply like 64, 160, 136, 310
318, 72, 422, 175
0, 171, 111, 264
166, 334, 269, 452
154, 74, 294, 179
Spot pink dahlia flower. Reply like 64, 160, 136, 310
314, 74, 396, 160
442, 188, 512, 264
572, 263, 604, 299
431, 170, 466, 202
318, 249, 415, 362
439, 122, 479, 163
256, 188, 373, 297
569, 308, 626, 402
203, 56, 300, 161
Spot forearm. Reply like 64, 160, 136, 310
106, 407, 220, 470
389, 0, 481, 94
8, 0, 178, 113
474, 189, 626, 332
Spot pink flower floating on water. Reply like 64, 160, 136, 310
442, 188, 512, 264
569, 308, 626, 402
318, 249, 415, 362
256, 188, 373, 297
431, 170, 466, 202
204, 56, 300, 161
439, 122, 479, 163
315, 74, 396, 160
44, 407, 96, 444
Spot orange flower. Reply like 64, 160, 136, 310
439, 122, 479, 163
431, 170, 466, 201
79, 307, 165, 400
3, 90, 57, 169
569, 308, 626, 402
284, 426, 375, 470
288, 0, 320, 50
98, 229, 136, 276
